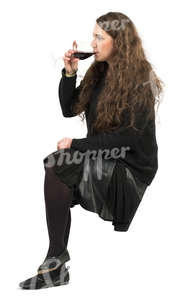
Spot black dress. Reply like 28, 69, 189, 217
43, 65, 157, 232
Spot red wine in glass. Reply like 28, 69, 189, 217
73, 51, 95, 60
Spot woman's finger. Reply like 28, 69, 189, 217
68, 49, 74, 54
73, 40, 77, 50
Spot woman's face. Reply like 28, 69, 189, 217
91, 23, 114, 63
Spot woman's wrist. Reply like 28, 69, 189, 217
65, 69, 78, 77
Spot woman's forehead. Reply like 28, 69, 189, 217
93, 23, 104, 35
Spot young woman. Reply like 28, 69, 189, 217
19, 11, 163, 289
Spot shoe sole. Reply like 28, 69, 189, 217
20, 281, 70, 289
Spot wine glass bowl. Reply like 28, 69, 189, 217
72, 41, 96, 60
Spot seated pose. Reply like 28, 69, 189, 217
19, 11, 163, 289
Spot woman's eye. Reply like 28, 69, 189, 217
93, 36, 103, 40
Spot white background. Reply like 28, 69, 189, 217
0, 0, 188, 298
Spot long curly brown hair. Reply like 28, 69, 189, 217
73, 12, 164, 135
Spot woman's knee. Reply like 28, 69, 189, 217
45, 166, 56, 177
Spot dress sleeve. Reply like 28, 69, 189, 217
71, 108, 150, 153
58, 67, 83, 117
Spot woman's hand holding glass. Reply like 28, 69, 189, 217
62, 40, 79, 74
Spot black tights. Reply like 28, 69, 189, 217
44, 166, 73, 259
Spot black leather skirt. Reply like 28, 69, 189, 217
43, 148, 148, 232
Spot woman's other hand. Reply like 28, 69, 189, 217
57, 137, 73, 150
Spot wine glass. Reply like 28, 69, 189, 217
52, 40, 95, 64
50, 40, 95, 80
71, 40, 96, 60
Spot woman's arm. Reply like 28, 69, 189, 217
58, 68, 83, 117
71, 125, 140, 153
70, 109, 152, 153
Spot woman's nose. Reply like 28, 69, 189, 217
91, 40, 96, 49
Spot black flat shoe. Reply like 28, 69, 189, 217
37, 248, 70, 274
19, 264, 70, 289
